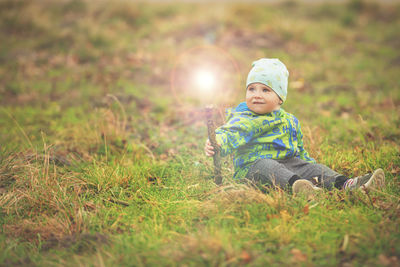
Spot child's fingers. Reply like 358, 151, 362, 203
205, 140, 214, 150
205, 145, 214, 156
204, 138, 221, 157
204, 139, 215, 156
206, 139, 211, 146
206, 150, 214, 157
206, 145, 215, 152
205, 143, 214, 150
206, 139, 219, 148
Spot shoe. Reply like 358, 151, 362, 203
360, 168, 385, 190
344, 169, 385, 191
292, 179, 322, 197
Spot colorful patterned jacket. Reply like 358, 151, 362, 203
215, 102, 315, 179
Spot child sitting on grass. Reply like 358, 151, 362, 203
204, 58, 385, 195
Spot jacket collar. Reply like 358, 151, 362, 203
232, 102, 284, 117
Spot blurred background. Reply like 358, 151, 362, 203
1, 0, 399, 163
1, 1, 400, 265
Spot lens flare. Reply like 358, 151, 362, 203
193, 69, 215, 93
170, 45, 241, 106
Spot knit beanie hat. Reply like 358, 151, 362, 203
246, 58, 289, 102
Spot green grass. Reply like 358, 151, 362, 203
1, 0, 399, 266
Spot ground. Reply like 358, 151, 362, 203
0, 0, 399, 266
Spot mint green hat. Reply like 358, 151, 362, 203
246, 58, 289, 102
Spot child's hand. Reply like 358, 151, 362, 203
204, 139, 219, 157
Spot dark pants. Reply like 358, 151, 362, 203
246, 158, 347, 190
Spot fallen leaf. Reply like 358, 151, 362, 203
266, 214, 279, 220
291, 248, 307, 262
390, 166, 400, 175
240, 250, 252, 264
303, 204, 309, 215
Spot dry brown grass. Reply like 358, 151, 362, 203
0, 148, 88, 242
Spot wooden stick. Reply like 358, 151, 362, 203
205, 106, 222, 185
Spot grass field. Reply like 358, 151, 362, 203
1, 0, 400, 266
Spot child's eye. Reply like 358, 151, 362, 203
248, 87, 254, 91
263, 88, 269, 93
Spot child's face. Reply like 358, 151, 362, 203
246, 83, 282, 114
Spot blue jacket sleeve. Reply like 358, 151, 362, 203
215, 116, 255, 157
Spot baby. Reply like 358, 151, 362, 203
204, 58, 385, 195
